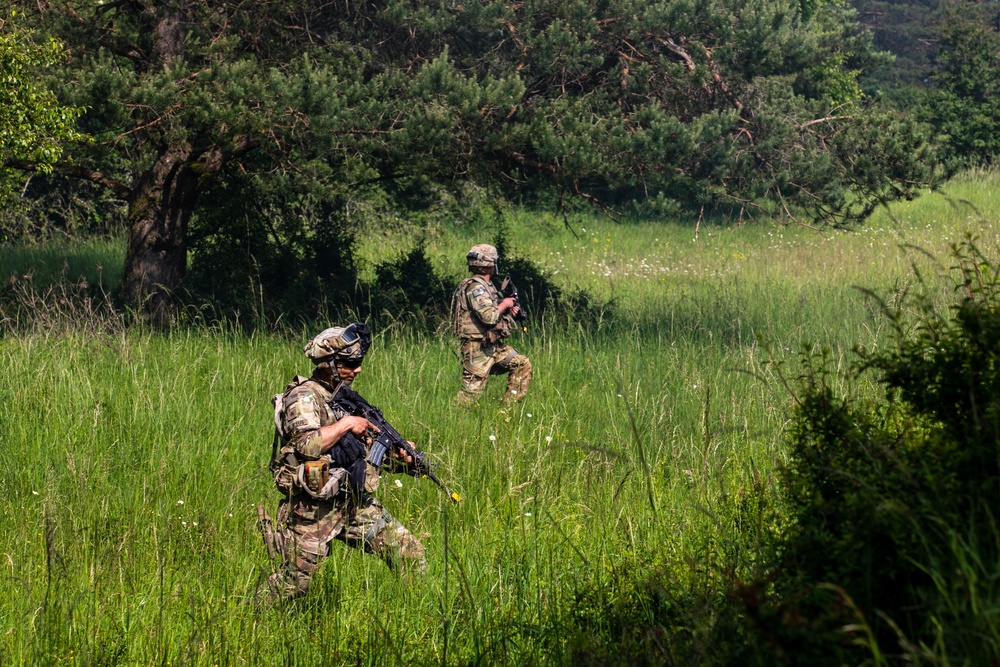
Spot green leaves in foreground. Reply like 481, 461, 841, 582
766, 239, 1000, 664
0, 17, 86, 182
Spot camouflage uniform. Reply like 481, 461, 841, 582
452, 247, 532, 406
261, 329, 426, 600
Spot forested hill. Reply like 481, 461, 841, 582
851, 0, 1000, 105
851, 0, 941, 95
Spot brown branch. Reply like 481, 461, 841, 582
659, 38, 696, 72
797, 115, 855, 130
113, 115, 166, 142
506, 151, 558, 174
703, 47, 743, 111
573, 180, 622, 222
5, 160, 130, 198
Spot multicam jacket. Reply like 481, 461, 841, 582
270, 374, 346, 495
451, 274, 513, 341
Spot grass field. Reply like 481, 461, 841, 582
1, 171, 998, 665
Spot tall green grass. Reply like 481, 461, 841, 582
1, 172, 998, 665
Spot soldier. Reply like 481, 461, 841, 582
259, 323, 426, 600
451, 244, 532, 406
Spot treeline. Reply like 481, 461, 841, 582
0, 0, 997, 322
851, 0, 1000, 165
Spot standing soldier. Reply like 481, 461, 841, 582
258, 323, 426, 600
451, 244, 532, 406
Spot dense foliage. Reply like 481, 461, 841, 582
2, 0, 937, 317
850, 0, 941, 100
0, 16, 86, 202
762, 239, 1000, 662
925, 6, 1000, 166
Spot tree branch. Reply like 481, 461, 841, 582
797, 116, 856, 130
660, 38, 696, 71
505, 150, 558, 174
5, 160, 130, 198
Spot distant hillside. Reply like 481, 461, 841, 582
850, 0, 942, 100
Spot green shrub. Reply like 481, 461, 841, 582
761, 239, 1000, 663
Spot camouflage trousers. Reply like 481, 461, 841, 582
457, 339, 532, 406
264, 492, 426, 599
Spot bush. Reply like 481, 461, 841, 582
493, 225, 602, 324
759, 239, 1000, 663
369, 245, 454, 325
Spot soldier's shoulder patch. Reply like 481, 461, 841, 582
286, 389, 317, 417
470, 287, 487, 298
284, 389, 322, 432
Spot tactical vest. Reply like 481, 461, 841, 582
269, 375, 343, 496
452, 274, 512, 340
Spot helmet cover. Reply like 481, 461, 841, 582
466, 244, 498, 269
304, 322, 371, 364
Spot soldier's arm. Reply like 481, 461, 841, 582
467, 285, 515, 325
284, 387, 376, 459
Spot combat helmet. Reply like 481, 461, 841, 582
466, 244, 498, 269
304, 322, 372, 365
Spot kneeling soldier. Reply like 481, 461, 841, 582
259, 323, 426, 599
451, 244, 532, 406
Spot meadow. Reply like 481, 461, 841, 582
1, 171, 999, 665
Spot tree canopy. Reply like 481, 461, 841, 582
6, 0, 935, 318
925, 3, 1000, 166
0, 15, 86, 194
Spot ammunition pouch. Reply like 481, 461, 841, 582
497, 313, 515, 337
273, 463, 298, 496
296, 460, 347, 500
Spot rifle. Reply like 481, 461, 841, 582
500, 275, 528, 331
331, 384, 460, 503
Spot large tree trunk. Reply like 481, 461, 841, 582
121, 137, 255, 321
120, 0, 192, 323
121, 142, 200, 323
121, 137, 251, 321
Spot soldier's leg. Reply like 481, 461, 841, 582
493, 345, 532, 403
457, 340, 495, 406
339, 495, 427, 577
266, 499, 342, 599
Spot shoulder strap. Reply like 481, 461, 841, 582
268, 375, 312, 472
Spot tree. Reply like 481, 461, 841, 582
925, 2, 1000, 165
0, 15, 85, 196
10, 0, 934, 318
